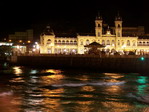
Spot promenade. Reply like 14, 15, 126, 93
10, 54, 149, 73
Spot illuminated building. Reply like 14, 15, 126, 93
40, 14, 149, 55
8, 29, 33, 43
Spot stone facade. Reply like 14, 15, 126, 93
40, 15, 149, 55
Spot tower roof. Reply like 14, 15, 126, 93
96, 12, 103, 20
115, 12, 122, 21
42, 25, 54, 35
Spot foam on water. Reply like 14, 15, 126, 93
0, 91, 13, 96
51, 81, 125, 87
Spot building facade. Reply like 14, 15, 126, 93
8, 29, 33, 43
40, 15, 149, 55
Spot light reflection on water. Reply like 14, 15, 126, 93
0, 66, 149, 112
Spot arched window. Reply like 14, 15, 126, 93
127, 40, 130, 46
133, 40, 136, 46
102, 40, 105, 45
74, 40, 77, 45
98, 32, 100, 37
118, 40, 120, 46
121, 40, 124, 46
66, 40, 69, 45
98, 24, 101, 27
70, 40, 73, 45
62, 40, 65, 45
47, 39, 51, 44
86, 40, 90, 45
112, 40, 115, 46
80, 40, 83, 45
118, 24, 121, 27
107, 40, 110, 45
58, 40, 61, 44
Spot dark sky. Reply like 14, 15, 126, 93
0, 0, 148, 39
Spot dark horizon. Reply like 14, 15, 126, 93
0, 0, 148, 39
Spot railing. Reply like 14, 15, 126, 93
55, 43, 77, 45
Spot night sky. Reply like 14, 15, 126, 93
0, 0, 148, 39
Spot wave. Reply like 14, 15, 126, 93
0, 91, 13, 96
51, 81, 125, 88
88, 81, 125, 86
126, 93, 149, 103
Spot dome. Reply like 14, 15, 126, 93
42, 25, 54, 35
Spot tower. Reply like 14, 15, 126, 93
40, 25, 55, 54
95, 13, 103, 37
115, 13, 122, 37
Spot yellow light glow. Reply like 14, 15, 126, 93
16, 45, 20, 49
19, 40, 22, 43
44, 69, 62, 74
9, 40, 12, 42
81, 86, 95, 92
27, 40, 31, 43
13, 66, 23, 75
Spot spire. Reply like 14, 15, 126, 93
96, 12, 102, 20
107, 26, 110, 31
115, 11, 122, 21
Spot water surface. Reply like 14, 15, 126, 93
0, 64, 149, 112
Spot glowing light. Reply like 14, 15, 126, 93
44, 69, 62, 74
35, 42, 38, 44
137, 76, 147, 84
140, 57, 145, 61
13, 66, 23, 75
9, 40, 12, 42
33, 49, 36, 52
27, 40, 31, 43
72, 49, 76, 52
30, 70, 38, 74
19, 40, 22, 43
36, 45, 40, 49
16, 45, 20, 49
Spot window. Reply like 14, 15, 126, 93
102, 40, 105, 45
118, 40, 120, 46
58, 40, 61, 44
133, 40, 136, 46
107, 40, 110, 45
112, 40, 115, 45
74, 40, 77, 45
127, 40, 130, 46
66, 40, 69, 45
118, 32, 120, 37
70, 40, 73, 45
47, 39, 51, 45
121, 40, 124, 46
118, 24, 121, 27
62, 40, 65, 45
86, 40, 90, 45
98, 32, 100, 37
80, 40, 83, 45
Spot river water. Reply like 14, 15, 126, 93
0, 63, 149, 112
